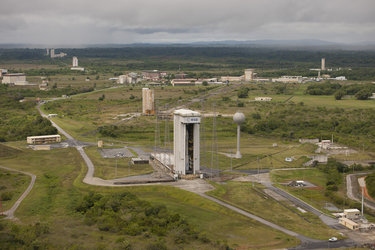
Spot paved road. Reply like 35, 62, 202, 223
0, 166, 36, 219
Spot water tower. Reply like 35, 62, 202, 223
233, 112, 245, 158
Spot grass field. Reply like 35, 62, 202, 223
0, 168, 30, 211
207, 181, 341, 240
84, 146, 153, 179
0, 145, 298, 249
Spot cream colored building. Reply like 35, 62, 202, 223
339, 217, 359, 230
220, 76, 244, 82
321, 58, 326, 70
27, 135, 61, 144
142, 88, 155, 115
244, 69, 254, 81
2, 73, 28, 85
171, 79, 196, 86
272, 76, 303, 83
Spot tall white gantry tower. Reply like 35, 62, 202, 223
321, 58, 326, 71
233, 112, 245, 158
173, 109, 201, 175
72, 56, 79, 67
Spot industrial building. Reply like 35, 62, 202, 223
71, 56, 84, 71
27, 135, 61, 144
49, 49, 67, 58
220, 76, 244, 82
2, 73, 28, 85
321, 58, 326, 71
117, 73, 139, 84
142, 88, 155, 115
173, 109, 201, 175
255, 97, 272, 101
142, 70, 163, 81
171, 79, 196, 86
339, 217, 359, 230
244, 69, 254, 81
272, 76, 303, 83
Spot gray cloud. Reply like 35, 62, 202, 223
0, 0, 374, 44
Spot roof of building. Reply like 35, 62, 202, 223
174, 109, 201, 117
27, 135, 61, 139
344, 209, 360, 213
4, 73, 25, 76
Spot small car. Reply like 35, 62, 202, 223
329, 237, 338, 242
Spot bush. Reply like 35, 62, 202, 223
334, 90, 345, 100
237, 87, 249, 98
355, 89, 371, 100
1, 192, 13, 201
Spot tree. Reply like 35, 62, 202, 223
334, 90, 345, 100
355, 89, 371, 100
237, 87, 249, 98
98, 94, 105, 101
202, 81, 208, 86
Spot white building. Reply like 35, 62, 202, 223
272, 76, 303, 83
72, 57, 78, 67
117, 73, 139, 84
173, 109, 201, 175
321, 58, 326, 71
50, 49, 67, 58
244, 69, 254, 81
142, 88, 154, 115
255, 97, 272, 101
2, 73, 28, 85
70, 56, 85, 71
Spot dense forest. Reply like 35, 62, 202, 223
0, 86, 58, 142
2, 47, 375, 75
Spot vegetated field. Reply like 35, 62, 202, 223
0, 168, 30, 211
0, 145, 297, 249
207, 181, 340, 240
84, 146, 153, 179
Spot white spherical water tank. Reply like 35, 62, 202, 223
233, 112, 245, 125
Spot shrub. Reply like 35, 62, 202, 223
1, 192, 13, 201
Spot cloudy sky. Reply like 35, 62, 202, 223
0, 0, 374, 45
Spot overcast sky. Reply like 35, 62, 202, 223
0, 0, 374, 45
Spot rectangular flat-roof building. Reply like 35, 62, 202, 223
339, 217, 359, 230
2, 73, 27, 85
27, 135, 61, 144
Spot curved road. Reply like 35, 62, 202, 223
0, 166, 36, 219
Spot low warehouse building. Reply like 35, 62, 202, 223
339, 217, 359, 230
27, 135, 61, 144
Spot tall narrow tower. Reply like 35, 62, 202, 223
244, 69, 254, 81
173, 109, 201, 175
233, 112, 245, 159
142, 88, 155, 115
50, 49, 55, 58
72, 56, 78, 67
321, 58, 326, 71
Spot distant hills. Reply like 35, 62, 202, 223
0, 39, 375, 50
